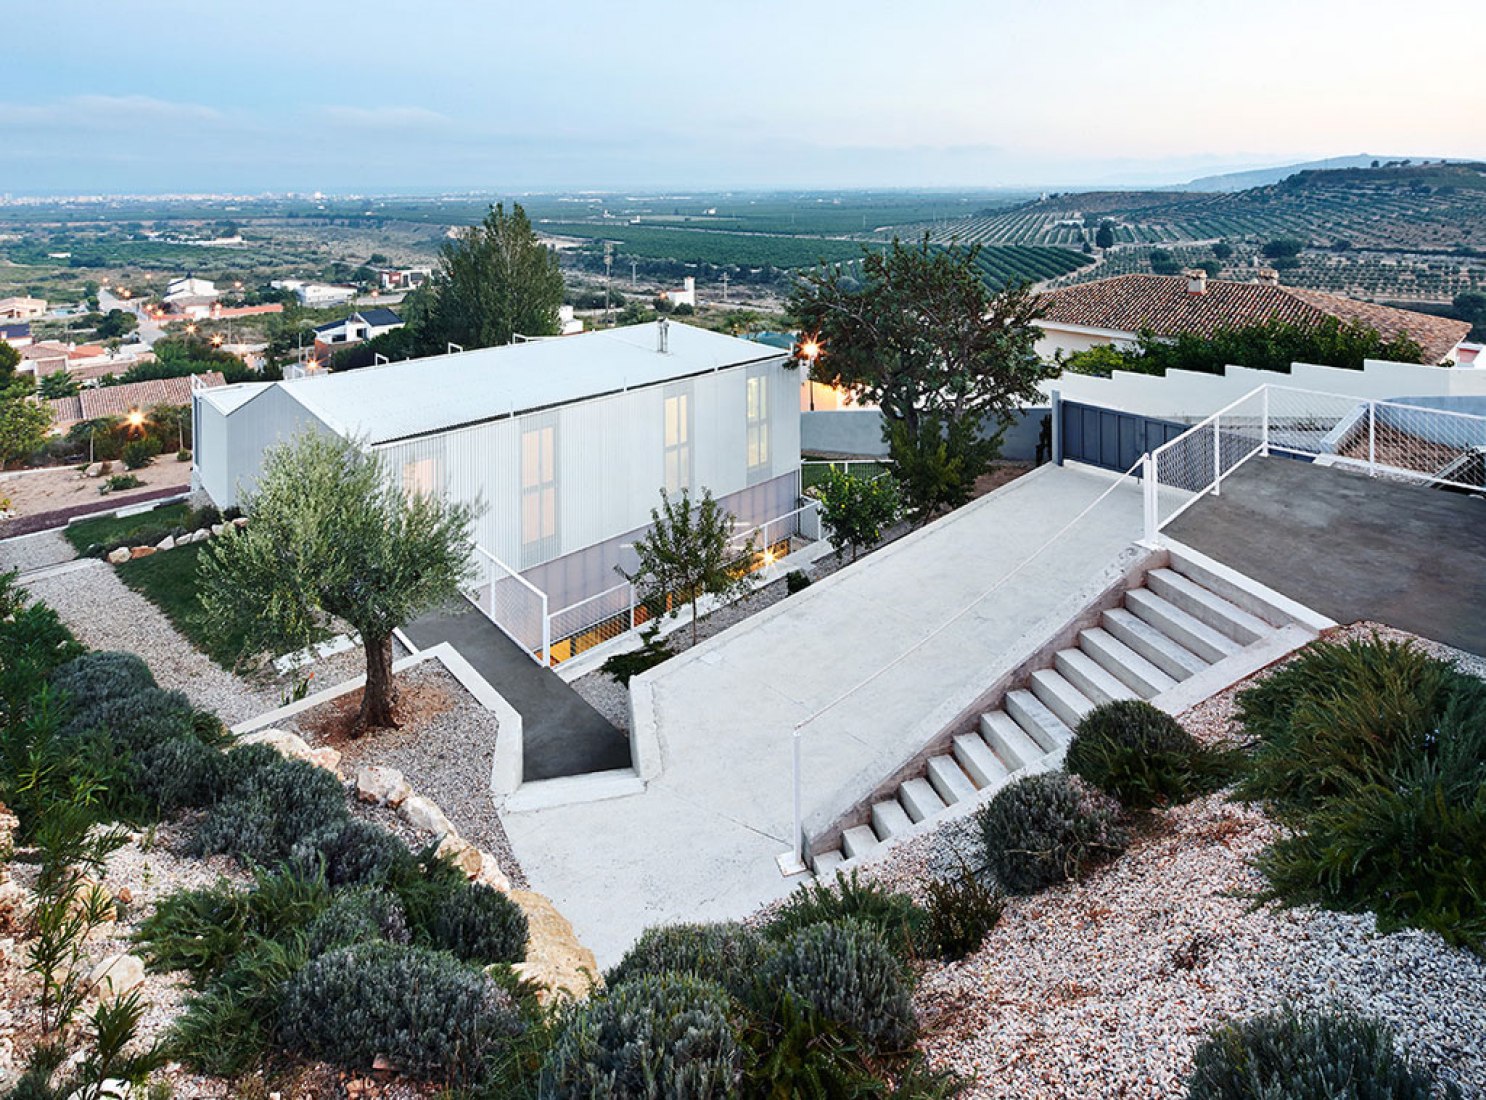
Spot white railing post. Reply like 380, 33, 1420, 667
1260, 386, 1270, 457
1142, 452, 1157, 542
777, 727, 807, 876
1368, 401, 1377, 477
629, 585, 637, 632
1212, 414, 1222, 496
540, 592, 551, 668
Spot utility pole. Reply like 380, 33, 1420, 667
630, 260, 637, 287
604, 242, 613, 326
721, 272, 729, 302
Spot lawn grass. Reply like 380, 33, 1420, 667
64, 502, 191, 554
114, 542, 248, 669
801, 460, 891, 491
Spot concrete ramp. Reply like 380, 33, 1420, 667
501, 464, 1145, 966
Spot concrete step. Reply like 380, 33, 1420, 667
953, 731, 1011, 788
1124, 589, 1242, 665
926, 754, 978, 804
1055, 647, 1139, 707
1146, 568, 1270, 645
841, 825, 880, 861
812, 849, 844, 877
1078, 626, 1178, 697
980, 710, 1046, 769
1029, 668, 1096, 731
1004, 689, 1074, 752
1101, 606, 1210, 681
899, 777, 947, 823
1165, 543, 1331, 631
870, 798, 914, 841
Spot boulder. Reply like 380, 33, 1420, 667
355, 765, 411, 808
508, 890, 600, 1004
210, 523, 225, 537
436, 834, 483, 878
400, 794, 455, 840
87, 953, 145, 1000
236, 728, 342, 776
106, 547, 131, 565
84, 462, 104, 478
232, 516, 249, 528
154, 536, 175, 552
475, 850, 512, 893
128, 546, 155, 559
191, 528, 212, 543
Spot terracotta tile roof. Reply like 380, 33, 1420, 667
1036, 274, 1472, 364
48, 372, 227, 429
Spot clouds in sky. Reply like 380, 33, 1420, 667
4, 0, 1482, 193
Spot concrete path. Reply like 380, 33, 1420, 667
500, 464, 1146, 965
404, 602, 630, 782
1167, 457, 1486, 656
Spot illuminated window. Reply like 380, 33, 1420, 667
746, 372, 769, 475
402, 457, 435, 497
520, 422, 557, 562
663, 391, 690, 494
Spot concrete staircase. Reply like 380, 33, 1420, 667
810, 544, 1326, 876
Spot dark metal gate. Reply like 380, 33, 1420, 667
1055, 396, 1187, 473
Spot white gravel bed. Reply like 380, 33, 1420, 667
0, 530, 76, 575
277, 661, 527, 889
21, 562, 277, 726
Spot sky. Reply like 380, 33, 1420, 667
4, 0, 1484, 195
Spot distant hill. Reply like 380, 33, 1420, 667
1185, 155, 1401, 192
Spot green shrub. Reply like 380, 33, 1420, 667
0, 603, 84, 724
121, 439, 156, 470
430, 882, 529, 965
976, 772, 1127, 894
192, 749, 348, 866
304, 887, 409, 956
64, 688, 196, 753
540, 972, 743, 1099
921, 870, 1005, 961
166, 934, 308, 1077
176, 449, 191, 463
1236, 637, 1457, 817
759, 921, 916, 1051
291, 817, 412, 887
600, 626, 675, 686
606, 921, 773, 1000
186, 504, 221, 530
102, 474, 143, 493
1067, 699, 1232, 811
786, 570, 812, 594
764, 871, 927, 963
133, 735, 228, 814
1186, 1009, 1459, 1100
49, 652, 156, 707
280, 942, 523, 1084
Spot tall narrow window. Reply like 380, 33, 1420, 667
663, 391, 691, 494
520, 422, 557, 564
402, 457, 435, 497
746, 371, 770, 477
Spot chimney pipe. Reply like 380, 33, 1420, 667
657, 317, 669, 353
1255, 267, 1279, 286
1183, 269, 1208, 295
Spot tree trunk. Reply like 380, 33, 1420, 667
357, 632, 399, 734
690, 597, 699, 646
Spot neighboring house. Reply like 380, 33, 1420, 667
660, 277, 697, 309
312, 308, 404, 358
295, 283, 357, 308
164, 276, 218, 303
48, 371, 226, 434
558, 304, 583, 336
194, 319, 801, 622
1034, 272, 1473, 365
1, 322, 33, 348
0, 296, 47, 321
376, 266, 432, 291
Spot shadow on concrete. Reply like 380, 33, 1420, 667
1167, 457, 1486, 656
404, 602, 631, 782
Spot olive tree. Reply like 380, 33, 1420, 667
200, 431, 480, 731
808, 466, 900, 562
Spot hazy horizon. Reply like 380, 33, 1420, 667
5, 0, 1483, 196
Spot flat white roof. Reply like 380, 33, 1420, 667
278, 320, 783, 444
197, 381, 270, 414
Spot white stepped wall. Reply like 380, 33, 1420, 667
1044, 358, 1486, 422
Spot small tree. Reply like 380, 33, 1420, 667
887, 415, 1000, 524
622, 488, 755, 646
809, 467, 900, 562
0, 384, 51, 466
1094, 223, 1115, 249
200, 431, 480, 731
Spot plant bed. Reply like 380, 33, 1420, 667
62, 501, 192, 555
114, 542, 254, 669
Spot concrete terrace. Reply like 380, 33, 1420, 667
500, 463, 1147, 965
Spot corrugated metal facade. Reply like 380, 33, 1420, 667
194, 385, 333, 508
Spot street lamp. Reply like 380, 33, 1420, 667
797, 335, 822, 411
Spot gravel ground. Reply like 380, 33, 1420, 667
279, 661, 527, 889
21, 562, 279, 726
850, 621, 1486, 1099
0, 530, 76, 575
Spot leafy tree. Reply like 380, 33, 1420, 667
621, 488, 755, 646
1211, 241, 1234, 260
95, 309, 138, 339
1262, 238, 1305, 260
1451, 290, 1486, 341
200, 431, 480, 730
148, 403, 190, 452
416, 203, 564, 353
37, 371, 79, 399
0, 340, 19, 384
1058, 344, 1129, 377
0, 383, 51, 465
808, 467, 900, 562
1081, 317, 1425, 376
887, 415, 999, 524
1094, 223, 1115, 249
790, 236, 1051, 521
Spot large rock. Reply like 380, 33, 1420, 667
84, 462, 104, 478
210, 523, 225, 537
106, 547, 131, 565
127, 546, 155, 560
236, 728, 342, 776
355, 765, 411, 808
436, 834, 483, 878
400, 794, 455, 840
508, 890, 600, 1003
475, 850, 512, 893
190, 528, 212, 543
154, 536, 175, 552
232, 516, 249, 528
87, 953, 145, 1000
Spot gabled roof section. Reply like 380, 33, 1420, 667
1036, 274, 1472, 364
275, 320, 782, 445
357, 307, 402, 327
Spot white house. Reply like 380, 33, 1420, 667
164, 276, 218, 303
0, 296, 47, 321
661, 276, 697, 309
311, 308, 404, 356
193, 319, 802, 642
295, 283, 357, 308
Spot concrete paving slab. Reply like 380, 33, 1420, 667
501, 464, 1146, 966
